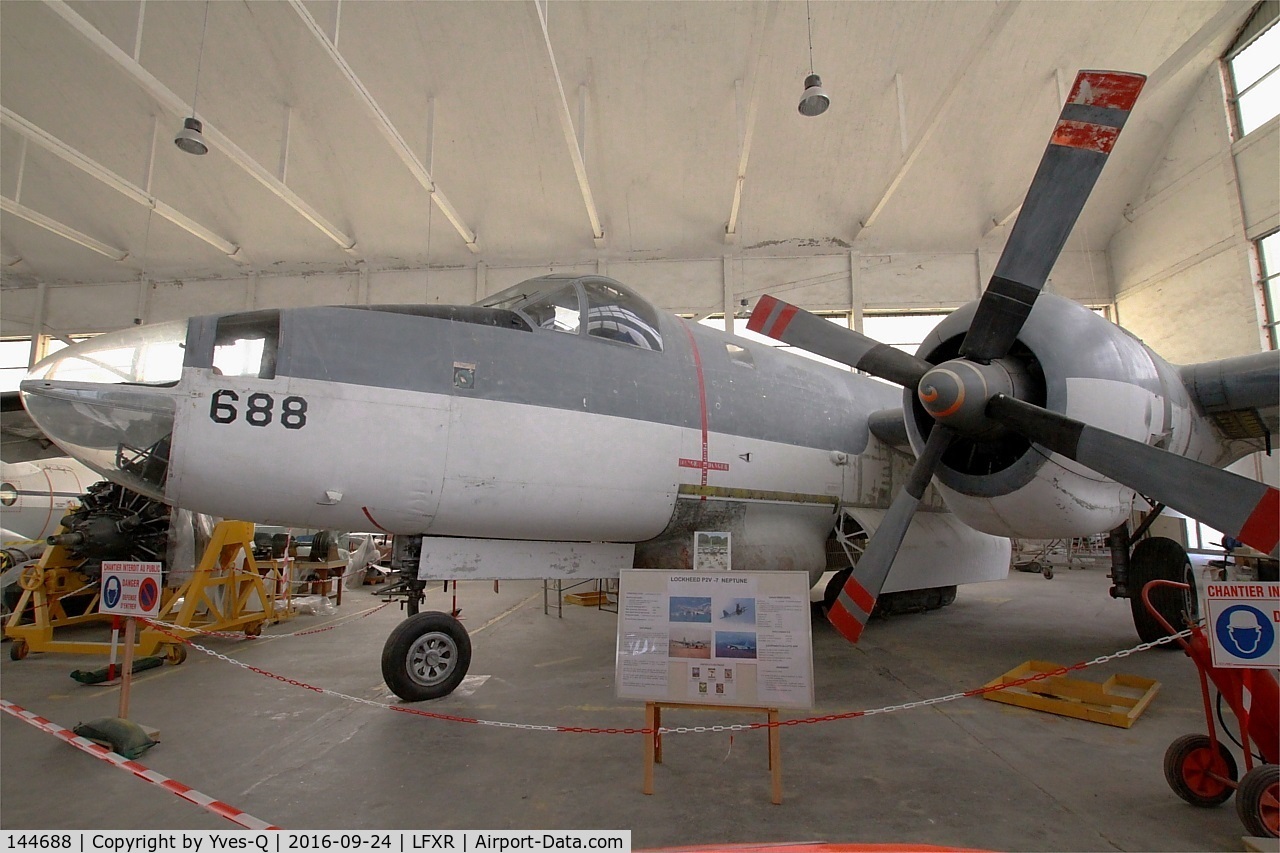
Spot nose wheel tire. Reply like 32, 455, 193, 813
1236, 764, 1279, 838
1164, 733, 1238, 807
381, 611, 471, 702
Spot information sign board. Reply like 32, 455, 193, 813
1204, 581, 1279, 669
615, 569, 814, 709
100, 561, 164, 617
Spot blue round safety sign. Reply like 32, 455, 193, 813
1213, 604, 1275, 661
103, 575, 122, 610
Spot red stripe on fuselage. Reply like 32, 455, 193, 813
361, 506, 392, 533
1238, 487, 1280, 555
679, 320, 713, 498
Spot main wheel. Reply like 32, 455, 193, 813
1236, 764, 1279, 838
381, 611, 471, 702
1129, 536, 1196, 645
1164, 734, 1238, 807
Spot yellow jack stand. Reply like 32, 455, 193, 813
5, 520, 291, 662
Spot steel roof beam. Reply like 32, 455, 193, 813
288, 0, 480, 254
2, 107, 249, 264
860, 1, 1019, 232
43, 0, 358, 256
725, 2, 778, 244
529, 1, 605, 248
1, 196, 129, 261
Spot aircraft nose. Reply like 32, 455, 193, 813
20, 320, 187, 502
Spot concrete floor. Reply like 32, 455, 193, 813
0, 563, 1262, 850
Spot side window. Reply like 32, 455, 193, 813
212, 311, 280, 379
522, 286, 582, 334
582, 281, 664, 351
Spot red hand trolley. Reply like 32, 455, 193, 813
1143, 579, 1278, 838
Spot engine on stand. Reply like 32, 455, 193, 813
46, 480, 171, 579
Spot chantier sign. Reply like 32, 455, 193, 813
1204, 582, 1279, 669
100, 561, 164, 617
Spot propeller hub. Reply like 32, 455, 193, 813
918, 359, 1014, 436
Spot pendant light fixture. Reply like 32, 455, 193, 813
798, 0, 830, 117
174, 1, 211, 155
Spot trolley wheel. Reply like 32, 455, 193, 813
244, 621, 263, 638
381, 611, 471, 702
165, 643, 188, 665
1042, 564, 1054, 580
9, 639, 29, 661
1236, 764, 1279, 838
1129, 536, 1196, 645
1164, 733, 1238, 807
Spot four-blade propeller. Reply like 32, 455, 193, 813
748, 70, 1280, 644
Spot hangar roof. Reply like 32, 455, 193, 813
0, 1, 1255, 289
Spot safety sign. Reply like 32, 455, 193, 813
1204, 582, 1279, 669
99, 561, 164, 617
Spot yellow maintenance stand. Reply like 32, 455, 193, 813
5, 520, 291, 662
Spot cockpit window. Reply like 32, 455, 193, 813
26, 321, 186, 386
213, 310, 279, 379
521, 285, 582, 334
583, 280, 663, 351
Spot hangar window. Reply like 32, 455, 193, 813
1225, 3, 1279, 137
213, 311, 279, 379
521, 285, 581, 335
583, 280, 663, 351
0, 339, 33, 393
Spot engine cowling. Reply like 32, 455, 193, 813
904, 293, 1216, 539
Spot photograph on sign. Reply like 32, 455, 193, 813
1204, 582, 1280, 669
615, 569, 814, 709
693, 531, 731, 572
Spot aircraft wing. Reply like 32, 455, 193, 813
0, 390, 62, 463
1180, 351, 1280, 445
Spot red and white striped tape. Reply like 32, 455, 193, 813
0, 698, 280, 830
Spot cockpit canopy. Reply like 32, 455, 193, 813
479, 275, 664, 352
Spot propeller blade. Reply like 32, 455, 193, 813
988, 394, 1280, 557
828, 426, 955, 642
960, 71, 1146, 363
747, 294, 932, 388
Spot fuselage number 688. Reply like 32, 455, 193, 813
209, 390, 308, 429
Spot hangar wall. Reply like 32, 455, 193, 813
0, 248, 1111, 338
1112, 68, 1278, 364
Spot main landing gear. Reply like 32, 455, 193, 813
1107, 505, 1200, 645
381, 611, 472, 702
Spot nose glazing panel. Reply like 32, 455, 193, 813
20, 322, 187, 502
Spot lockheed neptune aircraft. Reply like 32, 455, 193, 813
17, 71, 1279, 701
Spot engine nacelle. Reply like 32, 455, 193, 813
905, 293, 1219, 539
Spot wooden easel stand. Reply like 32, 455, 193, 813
643, 701, 782, 804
